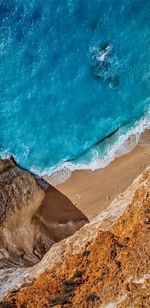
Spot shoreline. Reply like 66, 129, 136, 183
54, 129, 150, 219
43, 112, 150, 185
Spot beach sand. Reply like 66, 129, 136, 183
55, 129, 150, 220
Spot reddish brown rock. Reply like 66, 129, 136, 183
3, 168, 150, 307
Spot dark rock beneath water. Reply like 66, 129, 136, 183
90, 43, 120, 87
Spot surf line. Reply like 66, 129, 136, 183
63, 126, 120, 164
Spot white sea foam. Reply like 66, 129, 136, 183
42, 108, 150, 185
1, 108, 150, 186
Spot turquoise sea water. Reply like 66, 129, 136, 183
1, 0, 150, 176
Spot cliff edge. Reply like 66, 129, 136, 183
0, 157, 88, 301
2, 164, 150, 307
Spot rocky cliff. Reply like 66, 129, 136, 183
0, 157, 88, 300
0, 160, 150, 307
0, 157, 47, 267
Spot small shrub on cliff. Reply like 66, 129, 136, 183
63, 271, 83, 296
63, 279, 81, 292
86, 292, 100, 302
83, 250, 90, 257
72, 270, 83, 279
0, 303, 15, 308
49, 296, 70, 307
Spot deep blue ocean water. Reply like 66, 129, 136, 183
1, 0, 150, 176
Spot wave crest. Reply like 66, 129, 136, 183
42, 108, 150, 185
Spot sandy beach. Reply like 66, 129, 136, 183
54, 129, 150, 220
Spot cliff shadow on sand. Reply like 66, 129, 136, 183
0, 157, 88, 269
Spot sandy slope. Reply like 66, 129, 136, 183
56, 129, 150, 219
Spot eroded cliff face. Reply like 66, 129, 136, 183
2, 166, 150, 307
0, 157, 47, 267
0, 157, 87, 274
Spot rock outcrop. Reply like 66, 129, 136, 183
1, 165, 150, 307
0, 157, 47, 267
0, 157, 88, 274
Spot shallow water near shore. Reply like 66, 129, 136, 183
1, 0, 150, 175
